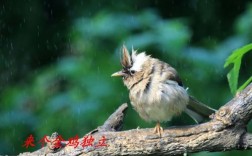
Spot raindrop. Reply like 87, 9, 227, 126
37, 25, 40, 37
97, 66, 100, 74
10, 42, 13, 50
12, 146, 15, 153
12, 128, 16, 137
54, 44, 58, 50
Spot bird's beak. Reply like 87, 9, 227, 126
111, 71, 124, 77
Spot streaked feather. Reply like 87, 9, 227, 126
121, 45, 132, 68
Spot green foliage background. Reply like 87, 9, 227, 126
0, 0, 252, 155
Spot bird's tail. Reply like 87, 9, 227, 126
185, 96, 216, 123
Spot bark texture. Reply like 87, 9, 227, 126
19, 83, 252, 156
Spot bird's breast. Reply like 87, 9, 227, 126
129, 80, 189, 122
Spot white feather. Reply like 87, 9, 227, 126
130, 80, 189, 122
130, 50, 148, 71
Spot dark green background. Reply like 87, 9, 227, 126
0, 0, 252, 155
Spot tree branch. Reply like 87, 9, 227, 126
19, 83, 252, 156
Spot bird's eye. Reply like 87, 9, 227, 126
130, 70, 136, 74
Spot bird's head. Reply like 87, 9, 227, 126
111, 45, 151, 89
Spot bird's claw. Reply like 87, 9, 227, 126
153, 122, 163, 137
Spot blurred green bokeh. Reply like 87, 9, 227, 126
0, 0, 252, 155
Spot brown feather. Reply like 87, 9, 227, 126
151, 59, 182, 86
120, 45, 132, 68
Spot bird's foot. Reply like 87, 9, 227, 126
153, 122, 163, 137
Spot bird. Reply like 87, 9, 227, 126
111, 45, 216, 137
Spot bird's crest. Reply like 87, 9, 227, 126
121, 45, 149, 71
121, 45, 132, 68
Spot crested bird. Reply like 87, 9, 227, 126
112, 45, 215, 136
